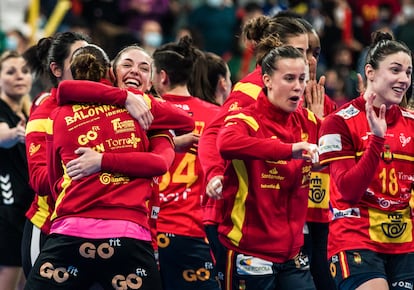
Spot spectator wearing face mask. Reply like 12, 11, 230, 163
140, 19, 164, 55
395, 0, 414, 52
119, 0, 170, 38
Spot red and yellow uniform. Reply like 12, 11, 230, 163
47, 101, 169, 225
319, 95, 414, 258
217, 94, 320, 262
157, 94, 220, 237
26, 89, 59, 234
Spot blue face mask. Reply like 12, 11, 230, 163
143, 32, 162, 48
5, 36, 18, 51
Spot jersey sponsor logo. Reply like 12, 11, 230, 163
157, 233, 175, 248
111, 267, 149, 289
261, 168, 285, 181
397, 172, 414, 182
335, 104, 360, 119
105, 133, 142, 149
159, 188, 191, 203
65, 104, 117, 125
150, 206, 160, 219
236, 254, 273, 275
308, 172, 329, 207
112, 273, 143, 290
332, 207, 360, 220
99, 173, 130, 185
183, 268, 212, 282
79, 239, 120, 259
78, 127, 99, 145
318, 134, 342, 154
368, 207, 412, 243
40, 262, 78, 283
111, 118, 136, 134
376, 197, 407, 209
260, 183, 280, 189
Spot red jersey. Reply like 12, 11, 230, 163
157, 94, 220, 237
319, 96, 414, 257
199, 67, 333, 225
26, 80, 195, 233
25, 90, 59, 233
47, 102, 172, 227
217, 94, 320, 263
57, 80, 195, 135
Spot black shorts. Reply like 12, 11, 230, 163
157, 233, 220, 290
25, 234, 162, 290
330, 249, 414, 290
224, 249, 316, 290
0, 216, 23, 266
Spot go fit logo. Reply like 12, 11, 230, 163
112, 273, 143, 290
40, 262, 78, 283
79, 239, 121, 259
182, 268, 211, 282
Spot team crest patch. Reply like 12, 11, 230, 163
381, 144, 393, 163
352, 252, 362, 264
336, 104, 360, 119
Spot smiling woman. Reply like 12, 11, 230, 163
0, 50, 33, 290
318, 31, 414, 290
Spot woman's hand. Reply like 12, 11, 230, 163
365, 93, 386, 138
66, 147, 103, 180
304, 76, 325, 119
292, 142, 319, 163
206, 175, 224, 199
173, 132, 200, 151
125, 91, 154, 130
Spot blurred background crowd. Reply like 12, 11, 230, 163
1, 0, 414, 106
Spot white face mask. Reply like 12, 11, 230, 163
143, 32, 162, 47
5, 35, 18, 51
403, 5, 414, 19
206, 0, 223, 8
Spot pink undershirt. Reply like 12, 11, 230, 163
50, 217, 151, 241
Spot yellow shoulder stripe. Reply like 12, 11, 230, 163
232, 82, 262, 100
319, 155, 354, 165
306, 109, 317, 124
26, 119, 48, 134
143, 93, 153, 109
224, 113, 259, 131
